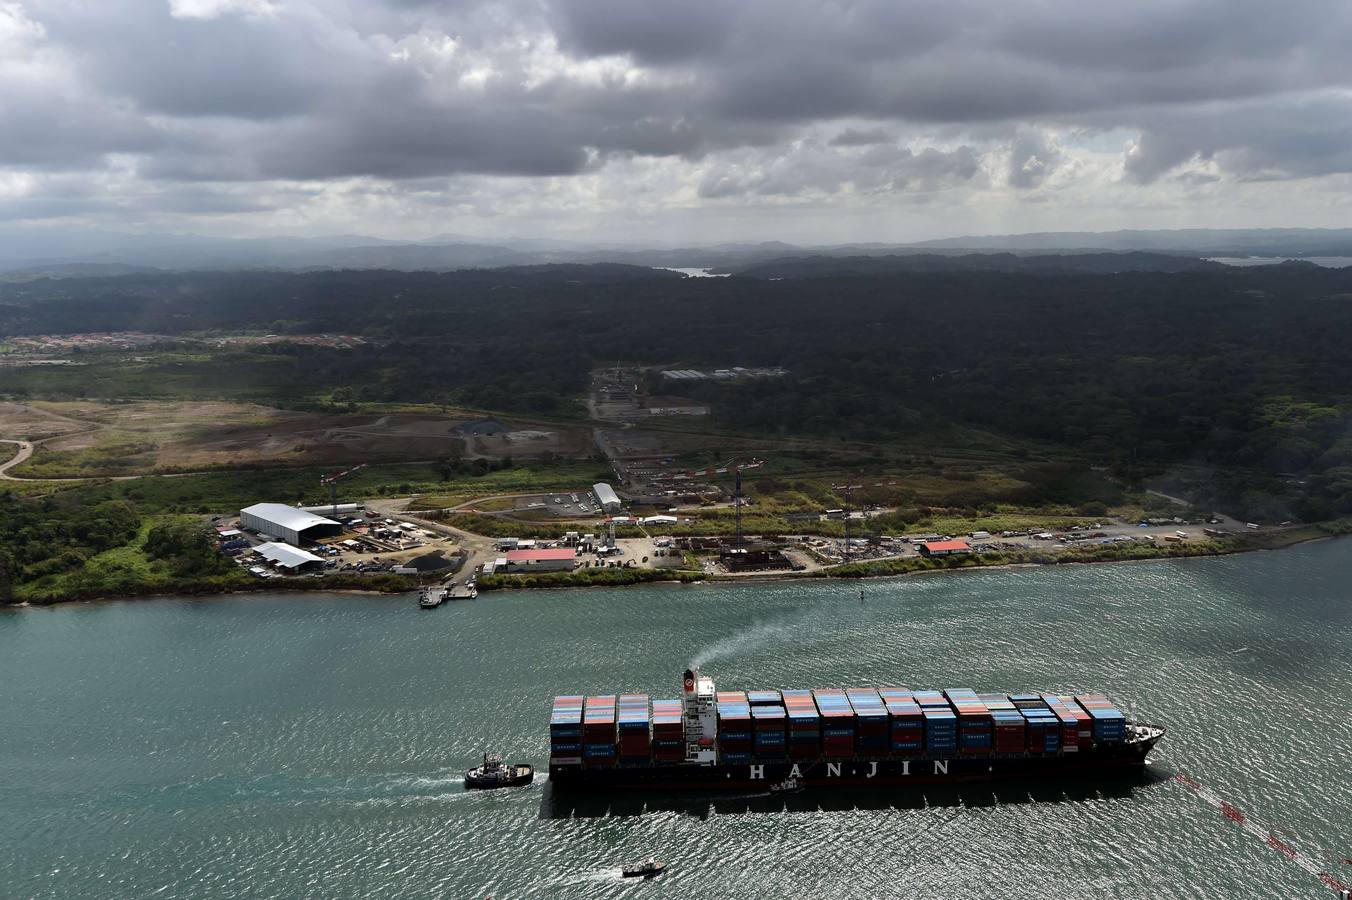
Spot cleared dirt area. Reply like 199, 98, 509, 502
0, 401, 93, 441
13, 400, 594, 476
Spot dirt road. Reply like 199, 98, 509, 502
0, 439, 33, 479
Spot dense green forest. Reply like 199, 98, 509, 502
2, 260, 1351, 519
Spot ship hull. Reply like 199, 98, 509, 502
550, 737, 1159, 792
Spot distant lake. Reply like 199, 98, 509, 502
653, 266, 732, 277
1209, 256, 1352, 267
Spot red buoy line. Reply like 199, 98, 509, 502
1174, 772, 1351, 897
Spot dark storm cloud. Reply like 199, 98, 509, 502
830, 127, 895, 148
1123, 93, 1352, 183
3, 0, 1352, 222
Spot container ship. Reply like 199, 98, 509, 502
547, 669, 1165, 791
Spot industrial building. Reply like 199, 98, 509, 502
253, 542, 327, 572
640, 514, 678, 525
593, 482, 622, 513
920, 539, 973, 558
239, 503, 343, 546
502, 548, 577, 573
302, 503, 361, 518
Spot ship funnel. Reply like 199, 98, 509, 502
683, 669, 696, 694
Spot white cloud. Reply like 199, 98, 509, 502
167, 0, 276, 21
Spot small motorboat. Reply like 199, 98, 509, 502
464, 752, 534, 789
621, 860, 666, 879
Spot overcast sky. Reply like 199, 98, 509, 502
4, 0, 1352, 244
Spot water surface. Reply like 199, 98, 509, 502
3, 543, 1350, 898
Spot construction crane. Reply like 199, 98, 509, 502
320, 463, 366, 517
734, 469, 744, 546
832, 483, 862, 563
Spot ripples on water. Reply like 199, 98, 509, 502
2, 542, 1350, 898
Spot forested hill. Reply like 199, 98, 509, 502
729, 251, 1227, 279
2, 262, 1351, 519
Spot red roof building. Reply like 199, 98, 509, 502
920, 539, 972, 557
505, 548, 576, 561
503, 547, 578, 572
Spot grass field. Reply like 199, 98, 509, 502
1, 397, 594, 477
53, 459, 609, 515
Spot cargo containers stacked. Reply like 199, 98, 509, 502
813, 689, 856, 758
912, 690, 950, 709
990, 709, 1027, 753
782, 690, 821, 759
751, 704, 788, 760
846, 688, 889, 755
551, 676, 1148, 782
651, 699, 685, 764
582, 695, 617, 767
549, 695, 584, 766
972, 692, 1017, 754
716, 691, 752, 764
617, 694, 651, 765
1011, 694, 1061, 754
1042, 695, 1087, 753
1076, 694, 1127, 744
923, 707, 958, 753
879, 689, 924, 755
1054, 697, 1094, 750
547, 673, 1163, 790
945, 689, 993, 755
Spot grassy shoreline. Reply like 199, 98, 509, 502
5, 522, 1346, 607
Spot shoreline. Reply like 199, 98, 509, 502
473, 523, 1348, 592
4, 525, 1345, 608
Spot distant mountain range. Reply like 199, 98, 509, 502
905, 227, 1352, 256
1, 227, 1349, 280
728, 251, 1228, 279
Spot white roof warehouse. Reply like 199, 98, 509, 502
593, 482, 621, 512
239, 503, 343, 546
253, 542, 326, 571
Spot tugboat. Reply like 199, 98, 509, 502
768, 776, 802, 795
464, 752, 534, 789
621, 860, 666, 879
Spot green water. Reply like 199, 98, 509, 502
2, 542, 1350, 898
